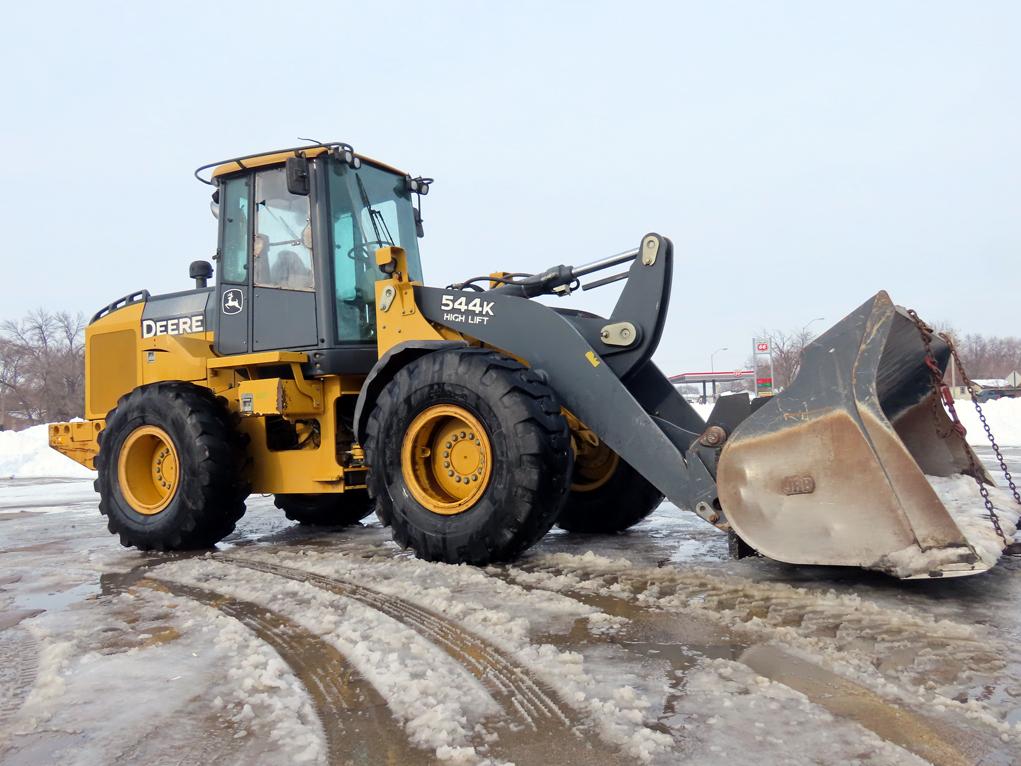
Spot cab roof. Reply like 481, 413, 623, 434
195, 142, 408, 184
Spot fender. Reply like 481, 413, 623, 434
353, 339, 468, 443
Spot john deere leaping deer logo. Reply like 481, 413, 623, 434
222, 289, 243, 315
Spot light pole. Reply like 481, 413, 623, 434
710, 347, 728, 372
710, 347, 727, 402
801, 317, 825, 336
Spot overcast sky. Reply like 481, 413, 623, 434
2, 1, 1017, 374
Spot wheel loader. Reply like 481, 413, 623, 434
49, 141, 1012, 579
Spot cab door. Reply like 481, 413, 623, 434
249, 167, 318, 351
215, 174, 251, 355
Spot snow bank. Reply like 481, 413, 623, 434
0, 423, 94, 479
957, 396, 1021, 447
690, 400, 714, 420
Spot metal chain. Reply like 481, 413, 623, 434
907, 310, 962, 440
906, 310, 1013, 548
941, 336, 1021, 507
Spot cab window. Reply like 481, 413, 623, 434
219, 175, 249, 283
254, 168, 314, 291
329, 161, 423, 342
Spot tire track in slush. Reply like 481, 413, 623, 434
506, 560, 1016, 766
217, 555, 581, 737
514, 559, 1009, 691
0, 629, 39, 749
137, 578, 419, 766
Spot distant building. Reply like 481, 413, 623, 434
669, 370, 755, 403
946, 366, 1021, 402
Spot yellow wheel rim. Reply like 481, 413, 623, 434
401, 405, 492, 515
117, 425, 179, 515
571, 441, 619, 493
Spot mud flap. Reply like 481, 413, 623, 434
717, 291, 998, 579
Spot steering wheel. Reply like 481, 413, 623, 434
345, 240, 392, 261
338, 287, 366, 306
336, 288, 377, 339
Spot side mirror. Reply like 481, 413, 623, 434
285, 156, 310, 196
189, 260, 213, 289
414, 207, 425, 238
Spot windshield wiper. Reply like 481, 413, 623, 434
257, 199, 304, 245
354, 174, 395, 246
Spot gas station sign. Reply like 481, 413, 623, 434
752, 338, 775, 397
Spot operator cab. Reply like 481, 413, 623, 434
203, 143, 426, 374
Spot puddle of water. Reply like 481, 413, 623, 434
962, 672, 1021, 726
621, 640, 746, 672
13, 579, 101, 614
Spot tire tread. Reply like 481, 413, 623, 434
365, 349, 571, 564
96, 382, 248, 551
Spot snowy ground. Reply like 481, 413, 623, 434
1, 418, 1020, 765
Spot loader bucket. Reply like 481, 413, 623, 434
717, 291, 1000, 579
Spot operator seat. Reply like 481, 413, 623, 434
271, 250, 313, 290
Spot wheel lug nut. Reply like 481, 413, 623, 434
467, 433, 474, 440
471, 475, 478, 482
448, 470, 454, 477
443, 451, 449, 458
444, 461, 450, 468
455, 476, 462, 483
446, 442, 452, 449
475, 440, 481, 446
459, 431, 466, 439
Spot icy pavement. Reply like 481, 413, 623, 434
1, 468, 1021, 765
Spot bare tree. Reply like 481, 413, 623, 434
749, 328, 815, 391
924, 321, 1020, 382
954, 334, 1021, 380
747, 317, 1021, 394
0, 309, 85, 428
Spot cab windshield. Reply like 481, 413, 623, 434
328, 160, 424, 342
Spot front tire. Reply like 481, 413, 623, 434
95, 382, 248, 551
556, 449, 663, 534
364, 349, 572, 564
274, 492, 373, 526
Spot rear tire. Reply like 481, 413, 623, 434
274, 492, 373, 526
96, 382, 248, 551
556, 456, 663, 533
364, 349, 572, 564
